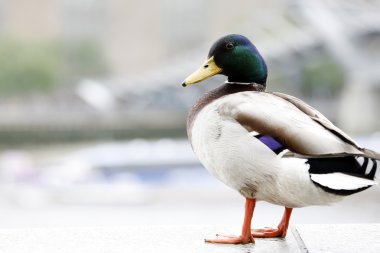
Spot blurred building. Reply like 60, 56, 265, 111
0, 0, 287, 77
0, 0, 378, 144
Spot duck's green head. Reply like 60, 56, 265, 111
182, 34, 267, 87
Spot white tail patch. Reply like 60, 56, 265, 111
310, 173, 378, 190
365, 159, 375, 175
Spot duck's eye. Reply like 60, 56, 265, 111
225, 42, 234, 50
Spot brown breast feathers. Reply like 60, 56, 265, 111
186, 83, 265, 146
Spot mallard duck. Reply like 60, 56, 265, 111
182, 34, 380, 244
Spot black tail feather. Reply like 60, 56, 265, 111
308, 156, 377, 196
307, 156, 377, 180
358, 157, 369, 175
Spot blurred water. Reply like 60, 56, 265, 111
0, 135, 379, 229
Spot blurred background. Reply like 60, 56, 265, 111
0, 0, 379, 229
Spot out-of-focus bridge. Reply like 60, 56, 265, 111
0, 0, 379, 144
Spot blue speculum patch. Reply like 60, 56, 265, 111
256, 135, 285, 154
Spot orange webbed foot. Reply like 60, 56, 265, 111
252, 207, 293, 238
205, 234, 255, 244
252, 226, 286, 238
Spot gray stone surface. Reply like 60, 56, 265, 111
0, 224, 378, 253
295, 224, 380, 253
0, 225, 301, 253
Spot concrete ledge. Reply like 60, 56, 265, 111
0, 224, 378, 253
294, 224, 380, 253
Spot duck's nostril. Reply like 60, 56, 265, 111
204, 64, 209, 68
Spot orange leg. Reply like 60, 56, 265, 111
205, 198, 256, 244
252, 207, 293, 238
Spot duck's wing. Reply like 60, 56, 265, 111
221, 91, 379, 195
271, 92, 380, 160
224, 91, 380, 160
271, 92, 360, 149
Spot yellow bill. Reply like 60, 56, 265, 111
182, 56, 222, 87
